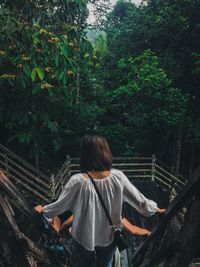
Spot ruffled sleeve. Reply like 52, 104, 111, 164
43, 175, 82, 218
122, 172, 158, 217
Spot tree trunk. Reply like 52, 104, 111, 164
76, 64, 80, 105
188, 147, 196, 180
34, 141, 39, 171
159, 130, 171, 160
171, 126, 182, 176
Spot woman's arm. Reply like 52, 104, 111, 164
122, 172, 165, 217
42, 175, 81, 218
121, 218, 151, 236
34, 204, 44, 213
156, 208, 166, 214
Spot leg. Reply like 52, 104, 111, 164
73, 240, 96, 267
96, 242, 116, 267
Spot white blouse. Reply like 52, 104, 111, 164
43, 169, 158, 251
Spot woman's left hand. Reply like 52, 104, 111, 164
34, 205, 44, 213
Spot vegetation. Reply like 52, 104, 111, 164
0, 0, 199, 177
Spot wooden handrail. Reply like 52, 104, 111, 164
131, 166, 200, 266
0, 162, 49, 195
0, 145, 48, 180
0, 144, 186, 205
3, 172, 49, 202
0, 156, 50, 188
0, 144, 50, 202
155, 164, 185, 183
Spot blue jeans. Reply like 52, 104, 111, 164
74, 241, 116, 267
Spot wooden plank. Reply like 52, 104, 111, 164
54, 161, 70, 182
0, 161, 50, 195
55, 166, 70, 189
7, 173, 49, 202
114, 169, 151, 173
0, 145, 48, 180
155, 170, 173, 183
70, 169, 151, 173
156, 158, 184, 180
55, 174, 71, 197
132, 166, 200, 266
154, 176, 171, 188
70, 163, 152, 167
0, 195, 32, 267
113, 157, 152, 160
0, 157, 50, 188
155, 170, 183, 188
113, 163, 152, 166
70, 157, 152, 162
128, 175, 152, 179
155, 164, 185, 185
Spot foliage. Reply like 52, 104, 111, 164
101, 0, 200, 173
0, 0, 200, 176
0, 6, 89, 169
115, 50, 187, 127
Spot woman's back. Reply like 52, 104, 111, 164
42, 135, 159, 267
43, 168, 157, 251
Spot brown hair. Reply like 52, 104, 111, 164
80, 135, 112, 172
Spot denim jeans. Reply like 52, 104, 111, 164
74, 241, 116, 267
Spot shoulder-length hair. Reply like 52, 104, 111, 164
80, 135, 112, 172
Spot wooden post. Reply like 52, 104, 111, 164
4, 153, 9, 178
66, 154, 71, 175
151, 154, 156, 182
50, 174, 55, 201
62, 155, 71, 190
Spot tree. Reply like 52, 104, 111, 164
102, 0, 200, 175
101, 50, 187, 156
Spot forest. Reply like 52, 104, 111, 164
0, 0, 200, 178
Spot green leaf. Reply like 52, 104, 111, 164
36, 67, 44, 81
31, 68, 37, 81
58, 71, 64, 81
23, 64, 31, 78
33, 37, 39, 45
60, 44, 68, 59
69, 60, 77, 75
48, 121, 58, 133
52, 138, 63, 151
63, 74, 67, 85
31, 67, 44, 81
55, 54, 60, 66
8, 79, 14, 86
48, 89, 54, 97
32, 83, 41, 94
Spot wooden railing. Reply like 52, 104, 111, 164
0, 143, 186, 204
0, 144, 50, 202
0, 145, 200, 267
52, 155, 71, 200
70, 156, 185, 190
131, 167, 200, 267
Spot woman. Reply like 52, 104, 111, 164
37, 135, 165, 267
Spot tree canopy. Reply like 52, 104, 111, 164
0, 0, 199, 176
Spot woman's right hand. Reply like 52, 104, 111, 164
156, 208, 166, 214
121, 218, 151, 236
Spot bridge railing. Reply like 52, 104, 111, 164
131, 167, 200, 267
69, 156, 185, 191
52, 156, 71, 200
0, 144, 50, 202
0, 143, 186, 203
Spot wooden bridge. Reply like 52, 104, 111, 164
1, 143, 200, 267
0, 144, 185, 204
